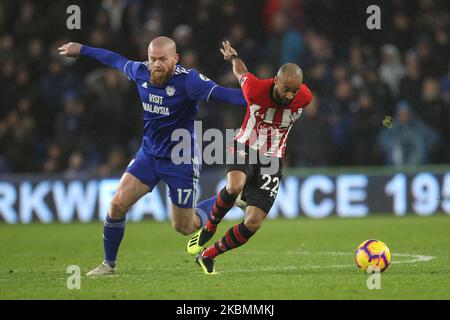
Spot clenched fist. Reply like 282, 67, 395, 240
58, 42, 82, 57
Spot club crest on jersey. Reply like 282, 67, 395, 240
166, 85, 176, 96
289, 110, 303, 122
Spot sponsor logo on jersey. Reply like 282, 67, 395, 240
142, 103, 169, 115
166, 85, 176, 96
256, 122, 287, 136
141, 82, 148, 88
236, 150, 248, 157
149, 94, 164, 104
199, 74, 210, 81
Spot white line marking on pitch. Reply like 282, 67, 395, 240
219, 251, 435, 273
2, 251, 429, 278
290, 251, 435, 264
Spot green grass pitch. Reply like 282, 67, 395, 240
1, 215, 449, 299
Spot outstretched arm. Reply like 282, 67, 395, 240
58, 42, 129, 72
186, 68, 247, 106
209, 86, 247, 106
220, 41, 248, 81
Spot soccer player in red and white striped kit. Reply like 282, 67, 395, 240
187, 41, 313, 274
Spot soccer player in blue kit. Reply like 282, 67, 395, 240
58, 37, 246, 276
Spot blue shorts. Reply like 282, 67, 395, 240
126, 149, 201, 208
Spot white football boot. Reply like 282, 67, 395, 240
86, 262, 115, 276
235, 192, 248, 212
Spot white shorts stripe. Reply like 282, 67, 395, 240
192, 156, 200, 208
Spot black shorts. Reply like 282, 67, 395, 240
226, 142, 283, 214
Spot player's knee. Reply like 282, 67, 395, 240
174, 225, 193, 236
172, 221, 194, 235
244, 215, 264, 233
226, 181, 245, 197
109, 199, 128, 219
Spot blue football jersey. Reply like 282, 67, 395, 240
123, 62, 217, 159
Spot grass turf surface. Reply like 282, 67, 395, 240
0, 215, 449, 299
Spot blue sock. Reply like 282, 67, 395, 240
195, 196, 216, 227
103, 215, 126, 267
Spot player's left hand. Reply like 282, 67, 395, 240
220, 41, 238, 61
58, 42, 82, 57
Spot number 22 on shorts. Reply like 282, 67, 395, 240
260, 174, 280, 198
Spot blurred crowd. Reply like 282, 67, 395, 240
0, 0, 449, 176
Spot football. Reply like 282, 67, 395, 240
355, 239, 391, 273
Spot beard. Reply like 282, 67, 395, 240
273, 90, 292, 106
150, 66, 174, 86
279, 98, 292, 106
281, 99, 292, 107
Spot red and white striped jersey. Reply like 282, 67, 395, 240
235, 72, 313, 158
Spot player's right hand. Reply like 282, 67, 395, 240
58, 42, 82, 57
220, 40, 238, 61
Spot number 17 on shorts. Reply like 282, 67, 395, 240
177, 188, 193, 206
